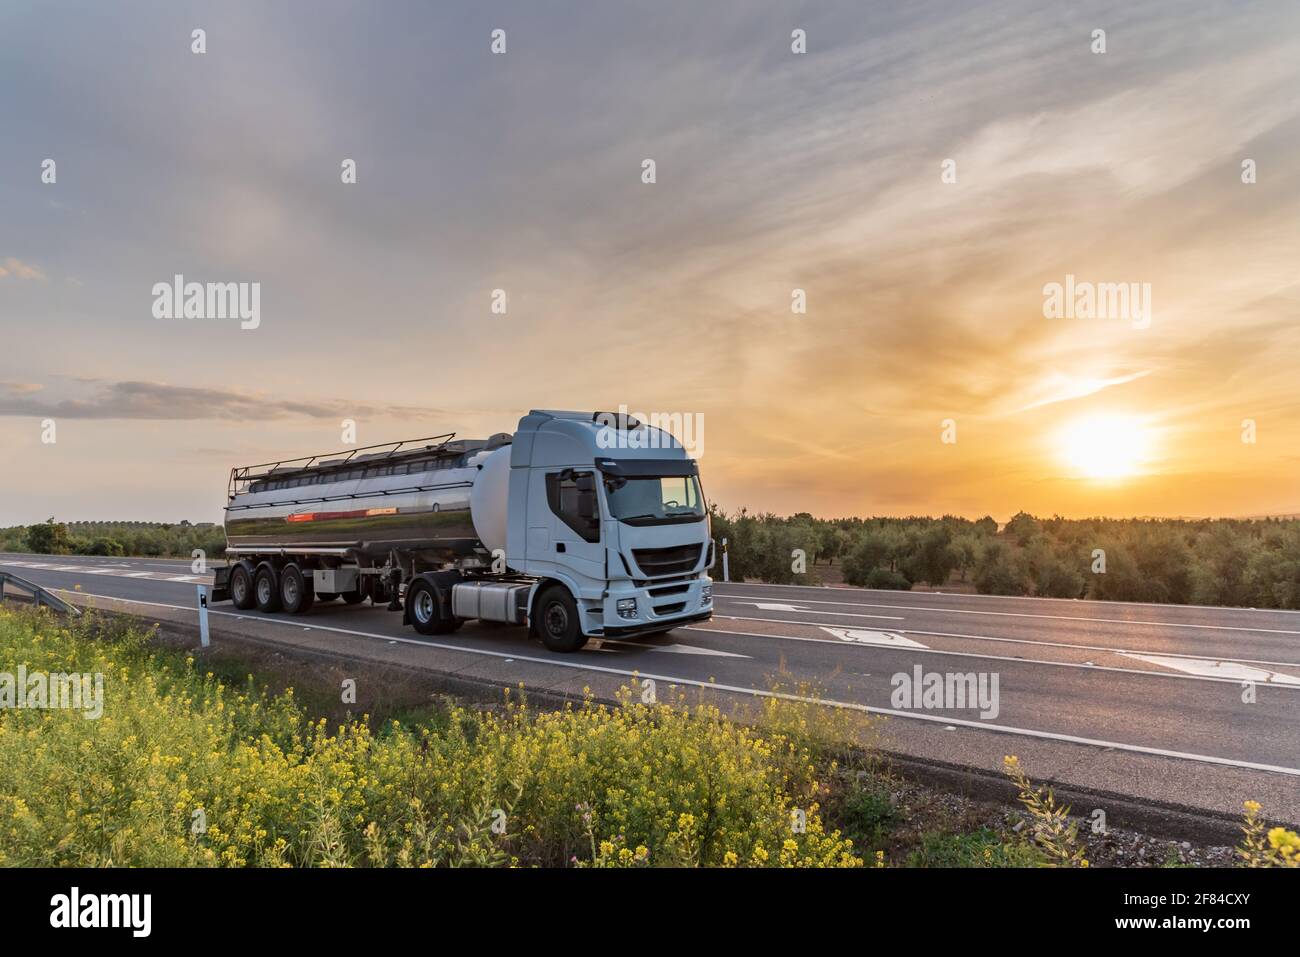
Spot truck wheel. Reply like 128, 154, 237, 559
253, 563, 282, 613
341, 590, 365, 605
406, 578, 449, 636
535, 586, 587, 652
229, 562, 256, 610
280, 563, 315, 614
316, 591, 339, 602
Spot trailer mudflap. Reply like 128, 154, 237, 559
210, 565, 231, 603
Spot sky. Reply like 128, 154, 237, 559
2, 0, 1299, 525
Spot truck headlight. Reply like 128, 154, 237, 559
616, 598, 638, 619
701, 583, 712, 603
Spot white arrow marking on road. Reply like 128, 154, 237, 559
599, 639, 749, 658
819, 626, 928, 648
725, 601, 904, 621
1120, 652, 1300, 686
650, 643, 749, 657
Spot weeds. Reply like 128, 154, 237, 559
0, 607, 859, 867
906, 828, 1043, 868
1001, 755, 1088, 867
1237, 801, 1300, 868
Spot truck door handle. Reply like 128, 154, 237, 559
555, 543, 566, 553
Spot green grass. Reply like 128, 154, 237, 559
906, 828, 1045, 868
835, 780, 897, 851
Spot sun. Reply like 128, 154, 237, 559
1056, 414, 1153, 480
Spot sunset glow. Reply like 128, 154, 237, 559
3, 2, 1299, 524
1056, 415, 1155, 481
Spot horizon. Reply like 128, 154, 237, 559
9, 508, 1300, 531
4, 1, 1300, 525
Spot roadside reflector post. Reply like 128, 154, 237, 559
721, 537, 730, 583
197, 585, 210, 648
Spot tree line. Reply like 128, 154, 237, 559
7, 511, 1300, 610
0, 520, 227, 560
707, 507, 1300, 609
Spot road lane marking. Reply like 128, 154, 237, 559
599, 639, 749, 658
728, 605, 905, 621
819, 626, 927, 648
713, 592, 1300, 635
685, 625, 1300, 690
51, 589, 1300, 778
713, 580, 1300, 616
712, 615, 1300, 670
1119, 653, 1300, 686
0, 561, 204, 586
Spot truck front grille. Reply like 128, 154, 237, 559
631, 544, 703, 577
648, 583, 690, 597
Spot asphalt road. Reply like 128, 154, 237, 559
3, 552, 1298, 826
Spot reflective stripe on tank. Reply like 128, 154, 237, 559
287, 507, 400, 522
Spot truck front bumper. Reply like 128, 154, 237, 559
601, 610, 713, 638
595, 576, 713, 636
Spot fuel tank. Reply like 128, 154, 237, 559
223, 435, 512, 562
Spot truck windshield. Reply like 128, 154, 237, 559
604, 474, 705, 525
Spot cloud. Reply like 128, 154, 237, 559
0, 257, 47, 281
0, 380, 448, 422
0, 382, 45, 395
1003, 370, 1154, 415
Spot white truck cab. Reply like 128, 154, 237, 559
501, 410, 714, 650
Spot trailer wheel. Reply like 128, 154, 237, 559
341, 590, 365, 605
253, 563, 282, 613
229, 562, 256, 610
535, 586, 587, 652
280, 563, 315, 614
316, 591, 339, 602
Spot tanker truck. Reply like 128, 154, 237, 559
209, 410, 714, 651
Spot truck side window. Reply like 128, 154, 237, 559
546, 470, 600, 543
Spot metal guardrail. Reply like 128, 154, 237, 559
0, 570, 82, 616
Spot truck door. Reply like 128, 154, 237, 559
543, 469, 605, 583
